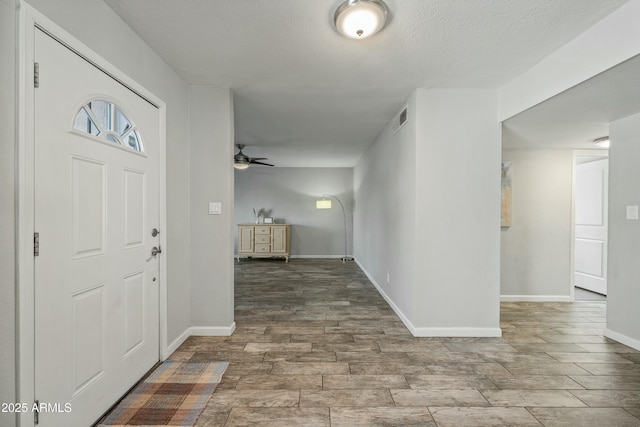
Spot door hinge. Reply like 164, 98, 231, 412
34, 62, 39, 88
34, 400, 39, 425
34, 232, 39, 257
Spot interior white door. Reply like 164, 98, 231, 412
574, 158, 608, 295
34, 29, 160, 426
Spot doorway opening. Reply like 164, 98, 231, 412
572, 150, 609, 301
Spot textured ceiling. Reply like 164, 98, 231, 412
104, 0, 629, 166
503, 53, 640, 150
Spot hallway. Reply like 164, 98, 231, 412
169, 259, 640, 426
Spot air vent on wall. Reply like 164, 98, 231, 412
392, 105, 408, 134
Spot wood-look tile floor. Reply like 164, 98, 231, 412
170, 259, 640, 426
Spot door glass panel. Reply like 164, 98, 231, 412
73, 99, 144, 153
89, 100, 111, 132
105, 134, 120, 144
126, 131, 142, 151
73, 107, 100, 136
114, 107, 132, 136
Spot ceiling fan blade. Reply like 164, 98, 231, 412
249, 157, 268, 161
250, 160, 274, 167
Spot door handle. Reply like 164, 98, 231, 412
151, 246, 162, 256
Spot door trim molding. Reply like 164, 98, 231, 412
17, 6, 168, 426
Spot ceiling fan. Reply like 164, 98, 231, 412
233, 144, 274, 169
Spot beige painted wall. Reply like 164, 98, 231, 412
607, 112, 640, 347
500, 148, 574, 299
234, 167, 354, 257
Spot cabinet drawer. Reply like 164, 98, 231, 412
255, 226, 271, 235
254, 244, 271, 253
255, 235, 270, 244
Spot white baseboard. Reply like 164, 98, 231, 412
235, 255, 348, 259
354, 258, 415, 333
190, 323, 236, 337
604, 327, 640, 351
164, 322, 236, 359
290, 255, 348, 259
165, 329, 192, 359
501, 295, 571, 302
354, 258, 502, 338
412, 327, 503, 337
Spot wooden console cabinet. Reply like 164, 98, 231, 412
237, 224, 291, 262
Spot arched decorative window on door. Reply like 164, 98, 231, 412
73, 99, 143, 152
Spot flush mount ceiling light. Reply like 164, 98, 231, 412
593, 136, 610, 148
334, 0, 388, 39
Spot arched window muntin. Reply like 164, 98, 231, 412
72, 98, 145, 154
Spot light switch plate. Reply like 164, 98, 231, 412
626, 205, 638, 220
208, 202, 222, 215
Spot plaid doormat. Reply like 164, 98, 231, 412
98, 361, 228, 426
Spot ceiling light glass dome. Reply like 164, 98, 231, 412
334, 0, 388, 39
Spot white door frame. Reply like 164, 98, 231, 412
570, 149, 608, 301
17, 5, 168, 426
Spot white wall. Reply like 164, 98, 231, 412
500, 149, 574, 300
606, 113, 640, 350
355, 89, 501, 336
234, 167, 353, 257
188, 87, 235, 331
499, 0, 640, 121
354, 93, 418, 325
0, 1, 16, 424
413, 89, 501, 334
24, 0, 191, 349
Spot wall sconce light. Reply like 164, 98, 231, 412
316, 194, 352, 262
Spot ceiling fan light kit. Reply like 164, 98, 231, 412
334, 0, 388, 39
233, 160, 249, 170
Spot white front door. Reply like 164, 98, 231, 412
574, 158, 608, 295
34, 29, 160, 426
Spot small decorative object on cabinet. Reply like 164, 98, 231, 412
237, 224, 291, 262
